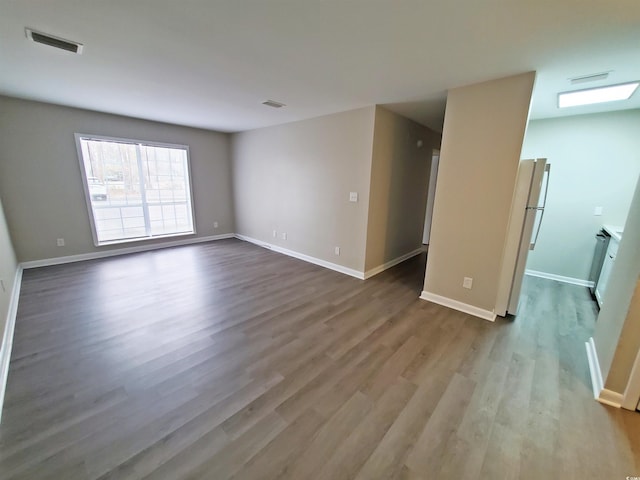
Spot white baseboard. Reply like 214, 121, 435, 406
585, 337, 623, 408
20, 233, 235, 269
585, 337, 604, 399
0, 265, 23, 424
235, 234, 365, 279
419, 290, 496, 322
363, 248, 423, 280
525, 269, 594, 288
598, 389, 623, 408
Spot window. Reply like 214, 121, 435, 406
75, 134, 195, 245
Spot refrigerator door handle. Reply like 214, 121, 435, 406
529, 163, 551, 250
540, 164, 551, 209
530, 208, 544, 250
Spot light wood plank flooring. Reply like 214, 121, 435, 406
1, 238, 638, 479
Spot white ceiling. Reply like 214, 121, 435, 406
1, 1, 639, 133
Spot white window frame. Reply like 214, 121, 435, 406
74, 133, 197, 246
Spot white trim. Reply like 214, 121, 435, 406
419, 290, 496, 322
585, 337, 623, 408
598, 389, 623, 408
363, 248, 424, 279
585, 337, 604, 399
20, 234, 235, 269
525, 269, 594, 288
422, 149, 439, 245
0, 265, 23, 423
235, 234, 365, 279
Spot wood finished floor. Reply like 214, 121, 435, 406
1, 238, 639, 479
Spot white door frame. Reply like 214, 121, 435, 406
422, 149, 440, 244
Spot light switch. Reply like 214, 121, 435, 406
349, 192, 358, 202
594, 206, 603, 216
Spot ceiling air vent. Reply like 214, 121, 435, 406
262, 100, 286, 108
25, 28, 83, 54
569, 72, 609, 85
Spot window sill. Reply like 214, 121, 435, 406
95, 230, 196, 247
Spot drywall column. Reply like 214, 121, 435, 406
421, 72, 535, 320
0, 195, 19, 422
593, 176, 640, 405
0, 196, 18, 341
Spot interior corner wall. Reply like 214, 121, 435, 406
0, 196, 18, 343
423, 72, 535, 313
0, 96, 234, 262
231, 106, 376, 273
364, 106, 441, 272
594, 175, 640, 394
521, 110, 640, 281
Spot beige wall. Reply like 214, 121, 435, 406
0, 96, 234, 262
0, 196, 18, 342
594, 176, 640, 394
364, 106, 440, 271
423, 72, 535, 312
231, 107, 376, 272
521, 110, 640, 281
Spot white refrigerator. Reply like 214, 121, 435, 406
496, 158, 551, 316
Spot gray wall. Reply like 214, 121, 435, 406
364, 106, 440, 271
423, 72, 535, 312
231, 107, 376, 272
0, 96, 234, 262
0, 197, 18, 343
521, 110, 640, 281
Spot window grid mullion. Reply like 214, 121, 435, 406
135, 144, 152, 237
182, 152, 192, 231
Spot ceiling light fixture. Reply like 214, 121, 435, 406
558, 82, 639, 108
262, 100, 286, 108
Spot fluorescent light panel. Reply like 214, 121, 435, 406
558, 82, 639, 108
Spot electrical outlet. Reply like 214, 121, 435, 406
57, 238, 65, 247
463, 277, 473, 289
594, 206, 603, 216
213, 221, 219, 228
349, 192, 358, 202
281, 232, 287, 240
334, 246, 340, 256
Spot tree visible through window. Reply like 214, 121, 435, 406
75, 134, 195, 245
